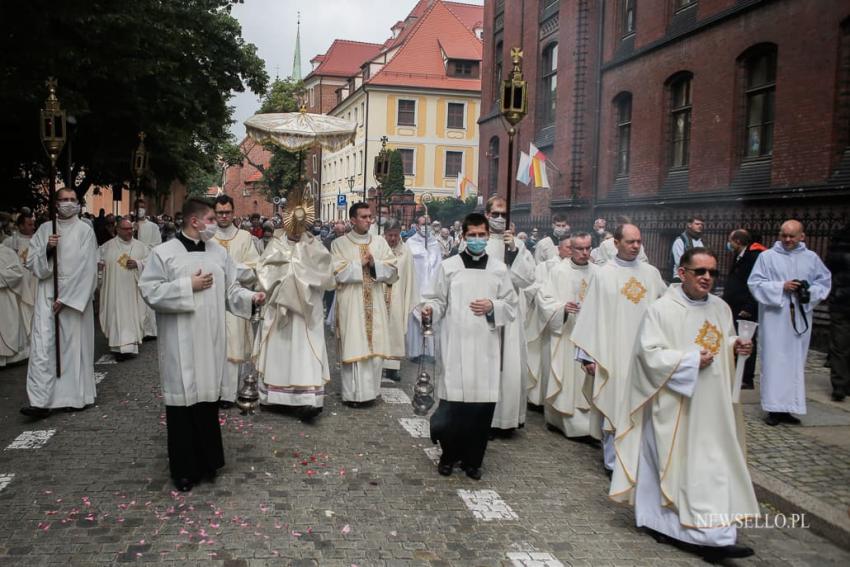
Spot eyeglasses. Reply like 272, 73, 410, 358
683, 267, 719, 278
489, 212, 507, 218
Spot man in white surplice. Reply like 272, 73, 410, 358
537, 232, 599, 437
484, 196, 535, 435
139, 197, 265, 492
532, 214, 571, 264
98, 218, 150, 358
0, 241, 27, 367
383, 221, 416, 382
611, 248, 759, 562
212, 195, 259, 407
748, 220, 831, 426
21, 189, 98, 418
254, 199, 334, 421
571, 223, 666, 473
332, 202, 398, 406
404, 221, 442, 361
422, 213, 517, 480
526, 237, 570, 410
4, 213, 37, 362
133, 197, 161, 340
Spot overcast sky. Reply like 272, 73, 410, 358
228, 0, 484, 140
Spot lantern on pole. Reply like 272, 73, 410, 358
40, 78, 68, 378
498, 48, 528, 228
373, 136, 390, 233
131, 132, 149, 226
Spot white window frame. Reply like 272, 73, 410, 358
397, 99, 417, 127
446, 101, 467, 130
398, 147, 416, 176
444, 150, 464, 178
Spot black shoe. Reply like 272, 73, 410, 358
174, 477, 193, 492
218, 400, 234, 410
779, 412, 801, 425
463, 466, 482, 480
602, 465, 612, 478
764, 412, 781, 426
437, 463, 453, 476
699, 544, 755, 562
203, 469, 218, 483
384, 369, 401, 382
643, 527, 673, 545
527, 402, 544, 413
20, 406, 50, 419
832, 392, 846, 402
741, 381, 754, 390
298, 406, 322, 422
545, 423, 563, 435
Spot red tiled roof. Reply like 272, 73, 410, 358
305, 40, 383, 80
444, 1, 484, 32
367, 0, 483, 92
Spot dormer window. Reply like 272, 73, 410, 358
447, 59, 480, 79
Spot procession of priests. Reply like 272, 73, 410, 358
7, 188, 835, 561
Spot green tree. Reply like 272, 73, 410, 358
426, 196, 478, 225
382, 150, 406, 197
0, 0, 268, 209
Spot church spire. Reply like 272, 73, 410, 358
291, 12, 303, 82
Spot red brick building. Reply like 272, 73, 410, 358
479, 0, 850, 271
222, 136, 275, 218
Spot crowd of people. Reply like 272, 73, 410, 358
0, 191, 846, 562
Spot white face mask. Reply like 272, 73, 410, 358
57, 201, 80, 219
553, 227, 569, 238
137, 208, 146, 218
199, 222, 217, 242
489, 216, 506, 233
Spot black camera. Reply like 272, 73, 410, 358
793, 279, 811, 304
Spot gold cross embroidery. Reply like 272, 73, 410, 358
695, 321, 723, 356
620, 276, 647, 305
578, 279, 588, 302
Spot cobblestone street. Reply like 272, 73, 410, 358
0, 333, 848, 566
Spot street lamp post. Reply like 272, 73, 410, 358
131, 132, 149, 228
373, 136, 390, 235
40, 78, 67, 377
499, 47, 528, 229
347, 175, 356, 201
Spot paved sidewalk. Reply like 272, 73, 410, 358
740, 350, 850, 548
0, 333, 847, 565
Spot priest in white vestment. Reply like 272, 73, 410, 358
133, 198, 161, 339
0, 244, 27, 366
383, 222, 416, 381
484, 197, 535, 435
254, 197, 334, 420
611, 248, 759, 562
532, 215, 571, 264
4, 214, 37, 360
212, 195, 260, 407
571, 223, 666, 472
98, 218, 150, 357
422, 213, 517, 480
404, 225, 441, 361
139, 197, 265, 492
332, 202, 398, 405
537, 233, 599, 437
747, 220, 831, 426
21, 189, 98, 418
526, 238, 570, 409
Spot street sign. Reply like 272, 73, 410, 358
337, 194, 347, 208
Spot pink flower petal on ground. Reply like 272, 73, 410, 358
341, 524, 351, 535
291, 530, 302, 537
210, 521, 220, 529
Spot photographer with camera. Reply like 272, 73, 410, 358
748, 220, 832, 426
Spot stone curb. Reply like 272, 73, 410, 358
750, 467, 850, 552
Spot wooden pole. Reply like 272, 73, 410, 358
49, 163, 61, 378
504, 127, 516, 229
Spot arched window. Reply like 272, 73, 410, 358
621, 0, 636, 38
739, 44, 777, 158
614, 93, 632, 177
488, 136, 500, 196
666, 72, 693, 169
540, 43, 558, 126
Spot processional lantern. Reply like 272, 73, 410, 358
373, 135, 390, 184
500, 47, 528, 127
40, 78, 67, 165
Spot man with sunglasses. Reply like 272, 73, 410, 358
484, 196, 536, 437
748, 220, 831, 426
212, 195, 260, 409
610, 247, 759, 562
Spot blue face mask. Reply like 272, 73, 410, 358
725, 242, 735, 253
466, 237, 488, 255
